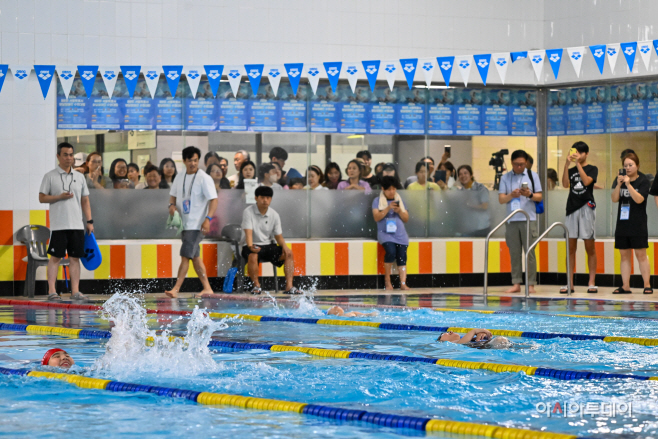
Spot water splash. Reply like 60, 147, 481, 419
289, 278, 324, 317
263, 290, 280, 310
93, 293, 227, 380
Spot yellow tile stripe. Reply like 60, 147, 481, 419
407, 241, 419, 274
94, 245, 111, 280
28, 210, 47, 227
187, 244, 202, 278
487, 241, 500, 273
0, 245, 13, 282
320, 242, 335, 276
614, 248, 621, 275
445, 241, 460, 274
556, 240, 567, 273
141, 244, 157, 278
362, 242, 378, 275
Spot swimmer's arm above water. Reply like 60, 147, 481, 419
455, 328, 493, 345
343, 311, 378, 317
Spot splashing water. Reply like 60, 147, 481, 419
93, 293, 227, 380
263, 290, 280, 310
290, 278, 324, 317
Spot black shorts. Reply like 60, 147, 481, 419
47, 230, 85, 259
615, 235, 649, 250
241, 244, 284, 267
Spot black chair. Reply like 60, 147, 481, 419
221, 224, 278, 294
15, 225, 69, 298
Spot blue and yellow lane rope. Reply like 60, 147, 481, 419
2, 323, 657, 382
0, 366, 584, 439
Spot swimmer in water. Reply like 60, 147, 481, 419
327, 306, 378, 317
42, 348, 75, 369
437, 328, 511, 349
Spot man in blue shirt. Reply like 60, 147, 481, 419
498, 150, 543, 294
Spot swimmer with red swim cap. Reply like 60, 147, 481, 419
42, 349, 75, 369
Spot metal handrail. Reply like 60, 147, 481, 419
483, 209, 530, 298
525, 222, 570, 298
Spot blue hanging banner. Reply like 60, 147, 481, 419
546, 48, 563, 79
323, 62, 342, 93
473, 54, 491, 85
361, 60, 380, 92
77, 65, 98, 98
162, 65, 183, 97
34, 65, 56, 99
120, 66, 141, 98
511, 51, 528, 62
620, 42, 637, 72
0, 64, 7, 95
203, 65, 223, 98
399, 58, 417, 90
244, 64, 264, 96
436, 56, 454, 87
284, 63, 303, 96
589, 45, 606, 74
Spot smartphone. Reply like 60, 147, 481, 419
521, 182, 529, 190
435, 169, 447, 183
569, 147, 577, 161
445, 145, 451, 157
619, 168, 626, 176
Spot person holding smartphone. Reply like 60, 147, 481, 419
611, 152, 652, 294
561, 141, 598, 294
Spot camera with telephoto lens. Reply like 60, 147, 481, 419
489, 149, 509, 168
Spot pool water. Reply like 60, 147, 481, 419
1, 293, 658, 438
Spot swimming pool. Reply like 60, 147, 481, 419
1, 293, 657, 438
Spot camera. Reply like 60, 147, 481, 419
489, 149, 509, 190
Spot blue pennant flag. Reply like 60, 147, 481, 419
0, 65, 7, 95
511, 51, 528, 63
34, 65, 56, 99
162, 65, 183, 96
545, 48, 563, 79
77, 65, 98, 98
244, 64, 264, 95
284, 63, 303, 96
436, 56, 454, 86
203, 65, 223, 98
473, 54, 491, 85
120, 66, 141, 98
620, 42, 637, 71
589, 45, 606, 74
323, 62, 342, 92
653, 40, 658, 56
399, 58, 417, 89
361, 60, 380, 91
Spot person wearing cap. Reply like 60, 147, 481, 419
437, 329, 511, 349
42, 349, 75, 369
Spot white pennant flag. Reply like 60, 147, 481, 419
528, 50, 545, 81
11, 65, 31, 91
143, 66, 161, 98
344, 62, 360, 93
184, 66, 203, 98
382, 60, 397, 91
492, 53, 510, 84
638, 41, 652, 70
265, 65, 283, 97
566, 47, 585, 77
56, 66, 76, 98
225, 65, 243, 98
606, 43, 620, 73
455, 56, 472, 87
419, 58, 435, 87
305, 63, 321, 95
99, 67, 119, 97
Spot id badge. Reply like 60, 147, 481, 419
620, 204, 630, 220
386, 218, 397, 234
182, 199, 191, 214
510, 198, 521, 211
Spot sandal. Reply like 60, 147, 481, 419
612, 288, 632, 294
559, 287, 574, 294
250, 286, 262, 295
643, 288, 654, 295
47, 293, 61, 301
587, 286, 598, 294
283, 286, 302, 295
70, 292, 89, 301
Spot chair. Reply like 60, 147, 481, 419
15, 225, 69, 298
221, 224, 278, 294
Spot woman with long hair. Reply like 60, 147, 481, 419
305, 165, 327, 190
235, 160, 256, 190
108, 158, 131, 189
84, 152, 107, 189
323, 162, 342, 189
206, 163, 231, 192
158, 158, 177, 188
337, 160, 371, 193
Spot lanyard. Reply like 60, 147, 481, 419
60, 171, 73, 192
182, 171, 198, 198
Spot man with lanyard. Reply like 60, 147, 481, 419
498, 150, 543, 294
39, 142, 93, 301
165, 146, 218, 298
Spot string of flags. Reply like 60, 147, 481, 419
1, 40, 657, 100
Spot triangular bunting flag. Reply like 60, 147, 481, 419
606, 43, 620, 73
34, 65, 56, 99
306, 64, 321, 95
528, 50, 545, 81
620, 42, 637, 73
184, 66, 203, 98
419, 59, 435, 87
11, 66, 31, 91
56, 66, 76, 99
654, 40, 658, 57
120, 66, 141, 98
204, 65, 224, 98
455, 56, 472, 87
266, 65, 282, 96
323, 62, 342, 93
492, 53, 510, 84
436, 56, 454, 87
473, 54, 491, 85
382, 61, 397, 91
511, 51, 528, 62
566, 47, 584, 77
362, 60, 380, 92
100, 67, 119, 98
344, 62, 360, 93
545, 48, 563, 79
589, 45, 606, 74
284, 63, 303, 96
0, 65, 8, 96
638, 41, 652, 70
244, 64, 264, 96
400, 58, 417, 90
225, 66, 243, 98
77, 65, 98, 98
163, 65, 183, 96
143, 66, 161, 98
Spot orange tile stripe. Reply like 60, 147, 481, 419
202, 244, 218, 278
334, 242, 348, 275
419, 242, 432, 274
499, 241, 511, 273
292, 243, 306, 276
595, 241, 605, 274
459, 241, 473, 273
156, 245, 172, 279
539, 241, 549, 273
109, 245, 125, 279
0, 211, 13, 246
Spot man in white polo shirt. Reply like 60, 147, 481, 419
38, 142, 94, 301
241, 186, 299, 295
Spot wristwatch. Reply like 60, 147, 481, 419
87, 219, 94, 224
168, 203, 175, 208
527, 192, 534, 200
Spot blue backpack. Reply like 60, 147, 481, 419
223, 267, 238, 293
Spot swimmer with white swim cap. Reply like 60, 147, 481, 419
42, 349, 75, 369
437, 328, 511, 349
327, 306, 378, 318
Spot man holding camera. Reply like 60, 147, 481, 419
498, 150, 543, 294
